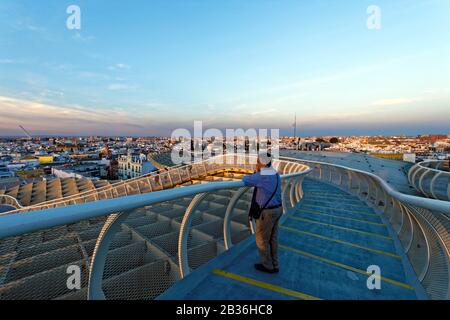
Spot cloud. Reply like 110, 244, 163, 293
107, 83, 135, 91
0, 96, 118, 121
17, 21, 45, 32
250, 108, 277, 116
76, 71, 110, 80
370, 88, 450, 107
108, 63, 131, 71
422, 88, 450, 95
0, 59, 20, 64
39, 89, 64, 98
73, 32, 95, 42
0, 95, 187, 136
370, 98, 422, 106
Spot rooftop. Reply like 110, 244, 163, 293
281, 150, 419, 195
0, 153, 448, 300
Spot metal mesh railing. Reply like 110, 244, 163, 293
99, 199, 192, 300
0, 217, 106, 300
2, 156, 232, 215
0, 155, 311, 300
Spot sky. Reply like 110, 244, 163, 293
0, 0, 450, 137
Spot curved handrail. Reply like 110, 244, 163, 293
0, 180, 243, 239
23, 162, 188, 209
0, 194, 23, 209
408, 160, 450, 201
413, 160, 449, 173
0, 165, 308, 240
280, 156, 450, 214
2, 155, 239, 215
87, 157, 311, 299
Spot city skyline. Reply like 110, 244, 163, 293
1, 0, 450, 136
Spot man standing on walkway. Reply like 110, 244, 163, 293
243, 153, 283, 274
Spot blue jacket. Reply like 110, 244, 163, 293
243, 167, 282, 208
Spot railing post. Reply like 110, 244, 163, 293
167, 172, 175, 188
362, 175, 370, 201
429, 172, 442, 200
394, 199, 405, 235
298, 176, 305, 201
88, 211, 130, 300
281, 179, 291, 214
399, 203, 414, 253
294, 177, 302, 203
178, 193, 209, 278
223, 187, 250, 250
356, 173, 362, 196
407, 163, 419, 182
418, 170, 431, 198
371, 177, 379, 205
347, 171, 353, 190
410, 167, 424, 192
289, 178, 296, 208
408, 210, 431, 282
176, 168, 183, 183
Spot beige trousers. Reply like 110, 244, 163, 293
255, 207, 283, 270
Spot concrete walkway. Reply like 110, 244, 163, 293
159, 178, 422, 300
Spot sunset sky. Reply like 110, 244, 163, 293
1, 0, 450, 136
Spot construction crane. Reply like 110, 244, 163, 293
19, 125, 33, 140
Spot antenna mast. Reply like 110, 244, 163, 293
293, 113, 297, 141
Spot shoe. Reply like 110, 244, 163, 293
254, 264, 276, 274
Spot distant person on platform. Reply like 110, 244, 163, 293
243, 152, 282, 274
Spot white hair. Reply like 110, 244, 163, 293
258, 151, 272, 167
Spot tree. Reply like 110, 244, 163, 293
315, 138, 325, 143
330, 137, 339, 144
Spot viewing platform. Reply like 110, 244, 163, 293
0, 153, 448, 300
159, 179, 423, 300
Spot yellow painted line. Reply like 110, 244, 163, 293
296, 209, 384, 226
212, 269, 321, 300
306, 195, 365, 203
303, 199, 371, 208
288, 216, 392, 240
279, 245, 413, 290
306, 192, 355, 198
280, 225, 401, 260
305, 190, 353, 195
300, 203, 378, 217
303, 190, 359, 200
